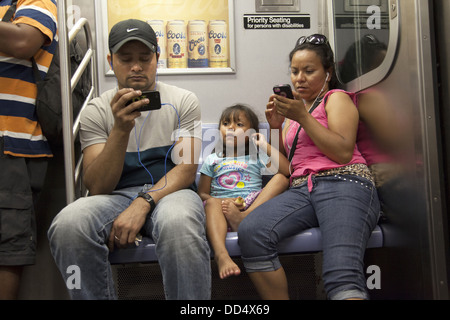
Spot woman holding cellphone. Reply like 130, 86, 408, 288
237, 34, 380, 300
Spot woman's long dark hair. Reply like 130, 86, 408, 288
289, 37, 341, 90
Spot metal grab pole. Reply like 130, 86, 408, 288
58, 0, 76, 204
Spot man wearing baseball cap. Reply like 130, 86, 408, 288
49, 19, 210, 300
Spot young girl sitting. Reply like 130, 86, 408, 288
198, 104, 290, 279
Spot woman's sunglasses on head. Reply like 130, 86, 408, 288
296, 34, 329, 47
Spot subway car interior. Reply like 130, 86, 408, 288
12, 0, 450, 300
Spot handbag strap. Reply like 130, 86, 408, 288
2, 0, 18, 22
288, 97, 323, 162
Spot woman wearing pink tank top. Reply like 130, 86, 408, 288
237, 34, 380, 300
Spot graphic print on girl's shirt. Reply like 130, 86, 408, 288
200, 153, 269, 199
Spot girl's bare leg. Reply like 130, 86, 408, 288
204, 198, 241, 279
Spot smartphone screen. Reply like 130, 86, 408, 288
126, 90, 162, 112
273, 84, 294, 99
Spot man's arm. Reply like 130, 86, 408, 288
82, 88, 152, 195
82, 131, 129, 196
108, 137, 201, 250
144, 137, 200, 203
0, 22, 46, 59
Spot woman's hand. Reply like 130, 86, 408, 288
265, 95, 285, 129
272, 92, 308, 124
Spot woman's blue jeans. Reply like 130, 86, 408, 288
238, 174, 380, 300
48, 186, 211, 300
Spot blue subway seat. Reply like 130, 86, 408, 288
109, 226, 384, 265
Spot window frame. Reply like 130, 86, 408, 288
328, 0, 400, 92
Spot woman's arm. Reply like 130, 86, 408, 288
274, 91, 359, 164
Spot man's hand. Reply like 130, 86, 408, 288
110, 88, 148, 133
108, 198, 150, 251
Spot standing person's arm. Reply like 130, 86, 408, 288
0, 22, 45, 58
0, 0, 57, 59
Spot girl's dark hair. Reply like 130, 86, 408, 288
217, 104, 260, 158
289, 39, 341, 90
219, 104, 259, 131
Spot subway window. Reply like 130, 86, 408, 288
331, 0, 399, 92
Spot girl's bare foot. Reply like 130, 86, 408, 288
215, 252, 241, 279
222, 200, 246, 231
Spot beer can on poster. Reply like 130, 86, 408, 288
208, 20, 228, 68
188, 20, 208, 68
167, 20, 187, 68
147, 20, 167, 69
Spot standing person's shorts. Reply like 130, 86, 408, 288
0, 138, 48, 266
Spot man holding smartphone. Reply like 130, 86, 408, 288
48, 19, 211, 300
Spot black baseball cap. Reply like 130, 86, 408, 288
109, 19, 157, 53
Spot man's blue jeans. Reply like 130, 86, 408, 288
238, 174, 380, 300
48, 186, 211, 300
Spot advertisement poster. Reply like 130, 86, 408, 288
106, 0, 233, 73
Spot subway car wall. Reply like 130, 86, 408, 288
17, 0, 449, 300
332, 0, 449, 299
434, 0, 450, 298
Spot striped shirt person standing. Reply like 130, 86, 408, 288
0, 0, 57, 299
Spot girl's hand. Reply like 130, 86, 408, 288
251, 133, 268, 152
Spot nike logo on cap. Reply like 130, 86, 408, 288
127, 28, 139, 32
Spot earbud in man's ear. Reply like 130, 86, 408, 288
108, 56, 114, 70
326, 72, 330, 81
